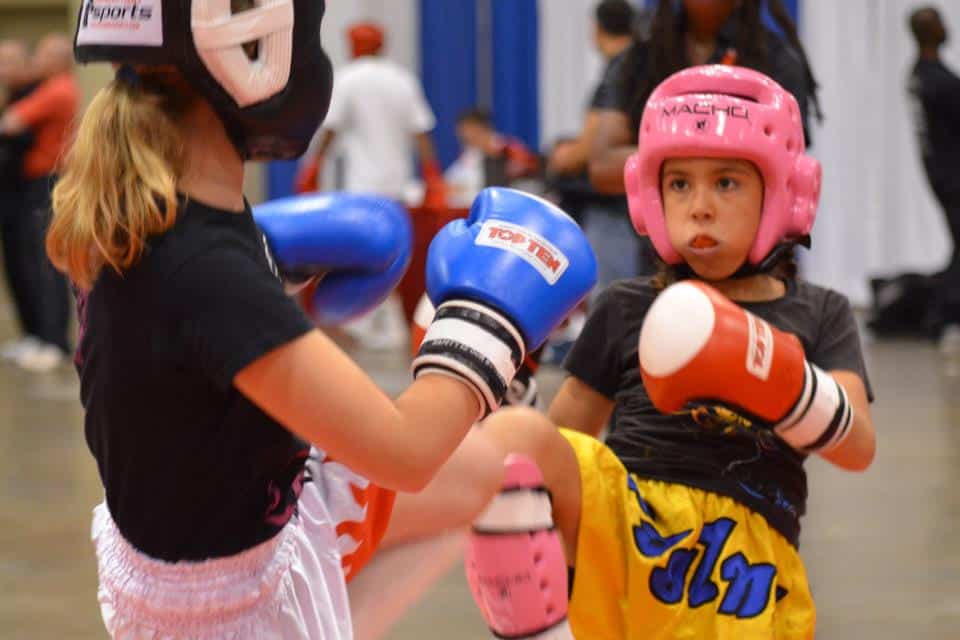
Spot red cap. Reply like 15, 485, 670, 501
348, 22, 384, 58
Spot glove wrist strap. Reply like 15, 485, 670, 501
775, 362, 854, 454
412, 300, 524, 417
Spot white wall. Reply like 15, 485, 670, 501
802, 0, 960, 304
538, 0, 606, 148
321, 0, 419, 72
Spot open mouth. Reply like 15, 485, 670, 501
689, 234, 719, 250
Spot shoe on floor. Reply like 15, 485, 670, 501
15, 341, 66, 373
1, 336, 42, 363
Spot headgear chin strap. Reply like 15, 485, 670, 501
624, 65, 822, 268
74, 0, 333, 161
672, 237, 811, 282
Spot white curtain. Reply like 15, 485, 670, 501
538, 0, 607, 148
320, 0, 419, 71
801, 0, 960, 305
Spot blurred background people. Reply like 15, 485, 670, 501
299, 21, 445, 350
588, 0, 821, 196
546, 0, 651, 296
907, 6, 960, 345
444, 107, 540, 207
0, 39, 38, 365
0, 34, 77, 372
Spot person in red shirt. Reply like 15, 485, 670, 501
0, 34, 78, 371
0, 39, 40, 364
444, 108, 541, 207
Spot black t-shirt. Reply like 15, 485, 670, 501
907, 59, 960, 189
0, 83, 38, 192
564, 278, 872, 547
76, 198, 314, 562
594, 18, 811, 143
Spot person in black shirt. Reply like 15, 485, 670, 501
589, 0, 822, 194
0, 40, 39, 363
462, 67, 875, 639
906, 6, 960, 335
547, 0, 656, 291
46, 1, 594, 638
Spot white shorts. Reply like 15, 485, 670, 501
91, 454, 353, 639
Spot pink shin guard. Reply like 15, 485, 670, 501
466, 454, 574, 639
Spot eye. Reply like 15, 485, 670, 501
666, 177, 689, 192
716, 176, 739, 191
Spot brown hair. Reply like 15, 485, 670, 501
46, 69, 196, 290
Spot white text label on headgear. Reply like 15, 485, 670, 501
77, 0, 164, 48
475, 220, 569, 285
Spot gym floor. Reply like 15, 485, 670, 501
1, 289, 957, 639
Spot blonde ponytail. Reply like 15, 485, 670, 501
47, 70, 191, 290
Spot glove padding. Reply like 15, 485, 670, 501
254, 193, 412, 325
413, 188, 597, 416
639, 281, 853, 454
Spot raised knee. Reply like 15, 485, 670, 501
480, 406, 562, 466
483, 406, 557, 437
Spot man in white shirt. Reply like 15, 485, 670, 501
298, 22, 445, 349
298, 22, 445, 206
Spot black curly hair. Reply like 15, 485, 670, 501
619, 0, 822, 136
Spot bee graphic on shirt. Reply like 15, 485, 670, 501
686, 404, 753, 434
682, 404, 780, 450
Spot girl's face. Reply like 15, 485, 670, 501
661, 157, 763, 281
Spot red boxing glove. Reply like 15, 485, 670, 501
639, 281, 853, 454
295, 158, 321, 194
420, 158, 447, 210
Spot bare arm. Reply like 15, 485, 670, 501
588, 109, 635, 194
414, 131, 438, 166
817, 370, 876, 472
547, 376, 615, 438
548, 111, 602, 176
235, 329, 480, 493
0, 109, 25, 135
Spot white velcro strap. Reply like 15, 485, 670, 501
473, 488, 554, 533
440, 300, 525, 356
775, 363, 854, 454
420, 316, 518, 393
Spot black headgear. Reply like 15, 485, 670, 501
74, 0, 333, 160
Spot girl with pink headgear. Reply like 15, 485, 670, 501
462, 64, 876, 639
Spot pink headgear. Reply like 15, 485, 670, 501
623, 65, 821, 266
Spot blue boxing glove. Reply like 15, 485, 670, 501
413, 188, 597, 415
253, 192, 412, 325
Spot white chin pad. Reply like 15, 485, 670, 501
639, 282, 716, 377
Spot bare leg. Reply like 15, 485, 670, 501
478, 407, 583, 560
465, 407, 583, 639
346, 408, 582, 640
380, 425, 505, 546
347, 426, 505, 639
349, 531, 466, 640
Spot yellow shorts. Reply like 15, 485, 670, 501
560, 429, 815, 640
